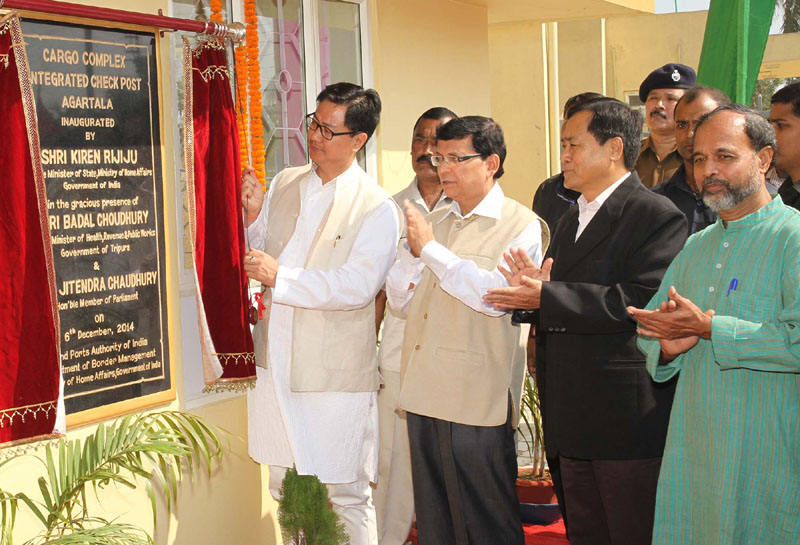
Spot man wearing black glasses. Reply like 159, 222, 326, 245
240, 82, 399, 545
386, 116, 549, 545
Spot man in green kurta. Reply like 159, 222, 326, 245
628, 104, 800, 543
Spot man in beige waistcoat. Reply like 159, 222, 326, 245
373, 106, 455, 545
385, 116, 549, 545
240, 82, 400, 545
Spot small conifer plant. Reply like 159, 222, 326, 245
277, 468, 349, 545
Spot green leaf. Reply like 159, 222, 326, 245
15, 492, 47, 527
45, 447, 59, 505
39, 521, 155, 544
95, 422, 105, 464
0, 411, 224, 544
37, 477, 53, 515
144, 479, 157, 533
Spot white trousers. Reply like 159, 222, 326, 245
374, 369, 415, 545
269, 465, 378, 545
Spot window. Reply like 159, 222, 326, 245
169, 0, 372, 403
316, 0, 367, 168
624, 91, 648, 139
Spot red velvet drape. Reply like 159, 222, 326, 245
184, 38, 255, 391
0, 14, 63, 446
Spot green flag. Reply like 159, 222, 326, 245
697, 0, 776, 104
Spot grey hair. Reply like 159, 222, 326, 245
694, 103, 776, 152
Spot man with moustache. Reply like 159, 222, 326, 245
485, 98, 686, 545
629, 104, 800, 543
769, 81, 800, 210
635, 63, 696, 188
386, 116, 548, 545
653, 85, 730, 236
241, 82, 399, 545
373, 106, 455, 545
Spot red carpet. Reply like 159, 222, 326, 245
408, 518, 568, 545
523, 519, 568, 544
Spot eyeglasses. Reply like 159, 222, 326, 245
430, 154, 481, 167
305, 113, 358, 140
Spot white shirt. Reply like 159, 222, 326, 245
385, 183, 544, 318
575, 172, 631, 241
378, 179, 450, 374
246, 160, 400, 483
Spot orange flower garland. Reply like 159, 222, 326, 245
234, 45, 250, 170
244, 0, 266, 190
209, 0, 223, 23
211, 0, 264, 189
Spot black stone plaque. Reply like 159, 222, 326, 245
21, 17, 172, 418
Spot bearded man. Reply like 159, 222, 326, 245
628, 104, 800, 543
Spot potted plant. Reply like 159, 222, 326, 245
0, 411, 223, 544
517, 373, 561, 524
277, 468, 349, 545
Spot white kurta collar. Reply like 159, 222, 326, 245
438, 182, 504, 223
310, 159, 363, 187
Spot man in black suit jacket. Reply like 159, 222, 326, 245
532, 93, 602, 234
486, 98, 686, 545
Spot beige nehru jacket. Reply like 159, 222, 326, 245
252, 163, 392, 392
399, 199, 548, 427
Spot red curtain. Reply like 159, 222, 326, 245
183, 38, 256, 392
0, 14, 63, 447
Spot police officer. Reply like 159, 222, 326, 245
635, 63, 696, 187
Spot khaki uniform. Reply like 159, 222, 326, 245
635, 136, 682, 188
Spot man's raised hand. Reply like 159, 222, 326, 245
497, 250, 552, 287
405, 200, 434, 258
240, 166, 265, 224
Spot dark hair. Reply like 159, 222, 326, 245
413, 107, 457, 131
566, 98, 643, 170
694, 103, 776, 152
675, 85, 731, 115
563, 92, 604, 118
771, 81, 800, 117
436, 116, 507, 179
316, 82, 382, 142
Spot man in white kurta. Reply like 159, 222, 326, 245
240, 83, 399, 545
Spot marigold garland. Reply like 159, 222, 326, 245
209, 0, 223, 22
210, 0, 264, 190
234, 45, 250, 170
244, 0, 266, 190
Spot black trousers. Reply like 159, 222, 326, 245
547, 454, 568, 534
559, 456, 662, 545
407, 401, 523, 545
